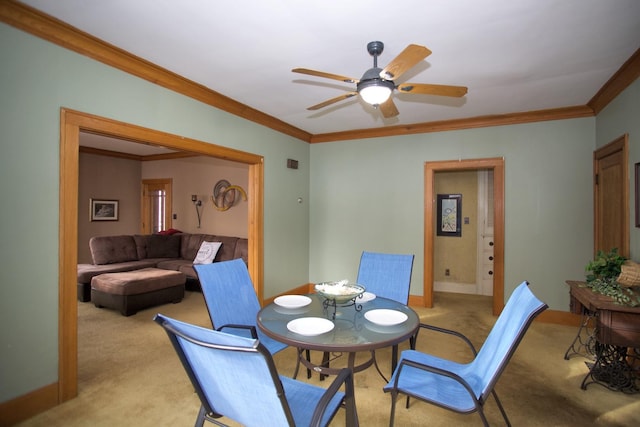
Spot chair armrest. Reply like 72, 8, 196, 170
416, 323, 478, 356
310, 368, 359, 427
392, 358, 480, 405
216, 324, 258, 339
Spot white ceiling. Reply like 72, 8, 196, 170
21, 0, 640, 136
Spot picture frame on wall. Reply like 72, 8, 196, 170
437, 194, 462, 237
90, 199, 119, 221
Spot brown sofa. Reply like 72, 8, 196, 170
77, 233, 248, 301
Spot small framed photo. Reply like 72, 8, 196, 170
90, 199, 119, 221
436, 194, 462, 237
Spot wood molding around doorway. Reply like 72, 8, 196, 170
58, 108, 264, 404
424, 158, 505, 315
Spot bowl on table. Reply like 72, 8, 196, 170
314, 281, 366, 304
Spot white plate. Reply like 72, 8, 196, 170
274, 295, 312, 309
358, 292, 376, 303
287, 317, 334, 336
364, 309, 408, 326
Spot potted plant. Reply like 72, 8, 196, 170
584, 248, 640, 306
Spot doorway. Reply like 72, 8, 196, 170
59, 109, 264, 402
424, 158, 505, 315
141, 178, 173, 234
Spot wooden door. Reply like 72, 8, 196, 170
594, 134, 629, 257
141, 178, 172, 234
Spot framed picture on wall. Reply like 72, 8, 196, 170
437, 194, 462, 237
90, 199, 119, 221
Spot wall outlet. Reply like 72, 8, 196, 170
445, 268, 450, 276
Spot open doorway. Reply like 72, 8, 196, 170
424, 158, 505, 315
59, 108, 264, 402
141, 178, 173, 234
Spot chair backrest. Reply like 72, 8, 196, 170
194, 259, 261, 336
194, 259, 287, 354
356, 251, 415, 304
471, 281, 547, 401
154, 314, 297, 427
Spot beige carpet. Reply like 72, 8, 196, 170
17, 290, 640, 426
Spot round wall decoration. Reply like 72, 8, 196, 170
212, 180, 247, 211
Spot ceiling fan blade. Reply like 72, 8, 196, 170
379, 44, 432, 81
379, 98, 399, 118
307, 92, 358, 110
292, 68, 359, 84
397, 83, 468, 97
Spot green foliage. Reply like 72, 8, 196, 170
585, 277, 640, 306
585, 248, 626, 282
584, 249, 640, 307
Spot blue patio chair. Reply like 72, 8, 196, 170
356, 251, 415, 379
194, 259, 287, 354
356, 251, 415, 305
154, 314, 359, 427
384, 281, 547, 427
194, 259, 311, 377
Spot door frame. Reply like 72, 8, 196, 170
424, 158, 505, 315
141, 178, 173, 234
59, 108, 264, 401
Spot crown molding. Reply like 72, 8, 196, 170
1, 1, 636, 144
588, 47, 640, 114
309, 105, 595, 143
0, 1, 312, 142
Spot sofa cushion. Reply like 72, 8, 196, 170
233, 238, 248, 264
90, 235, 139, 265
91, 268, 185, 296
78, 260, 157, 283
193, 241, 222, 264
212, 235, 239, 262
133, 235, 148, 259
180, 234, 207, 260
146, 234, 181, 258
156, 259, 193, 272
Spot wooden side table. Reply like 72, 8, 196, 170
566, 280, 640, 393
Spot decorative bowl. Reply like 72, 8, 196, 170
314, 281, 366, 304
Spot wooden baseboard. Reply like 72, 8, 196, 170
0, 382, 58, 427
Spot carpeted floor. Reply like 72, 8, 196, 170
17, 289, 640, 426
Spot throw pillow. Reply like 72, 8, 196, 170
193, 241, 222, 265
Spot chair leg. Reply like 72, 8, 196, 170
195, 405, 207, 427
389, 391, 398, 427
490, 390, 512, 427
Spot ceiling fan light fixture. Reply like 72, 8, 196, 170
357, 78, 394, 106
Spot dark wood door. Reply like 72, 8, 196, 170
594, 134, 629, 257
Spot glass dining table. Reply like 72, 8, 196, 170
257, 293, 420, 379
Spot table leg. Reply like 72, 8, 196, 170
564, 307, 596, 360
581, 343, 640, 393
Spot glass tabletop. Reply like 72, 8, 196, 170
257, 293, 419, 352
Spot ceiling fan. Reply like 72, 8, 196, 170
292, 41, 468, 118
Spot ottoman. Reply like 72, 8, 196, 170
91, 268, 186, 316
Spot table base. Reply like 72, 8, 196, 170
294, 349, 390, 381
564, 307, 597, 360
581, 344, 640, 394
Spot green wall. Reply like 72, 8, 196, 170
0, 23, 310, 402
309, 118, 596, 307
1, 20, 638, 406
